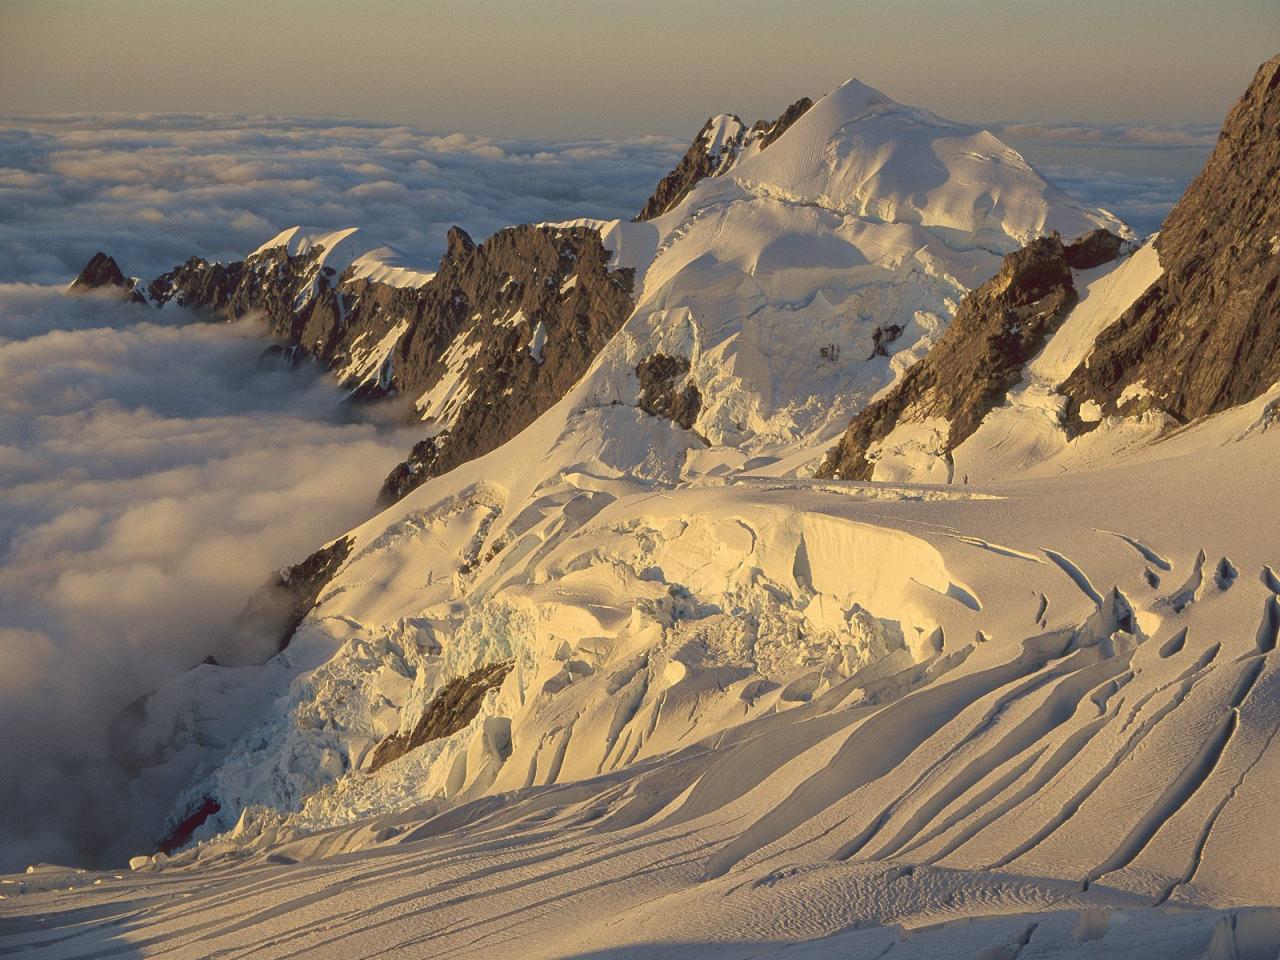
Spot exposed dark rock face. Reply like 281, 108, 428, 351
868, 323, 904, 360
753, 96, 813, 150
367, 660, 514, 773
634, 96, 813, 222
635, 116, 746, 222
225, 536, 353, 663
373, 225, 635, 505
1061, 54, 1280, 427
158, 797, 220, 854
636, 353, 702, 430
1062, 229, 1126, 271
69, 252, 145, 302
817, 232, 1124, 480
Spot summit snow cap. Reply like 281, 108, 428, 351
729, 76, 1129, 244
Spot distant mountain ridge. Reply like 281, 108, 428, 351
74, 222, 635, 506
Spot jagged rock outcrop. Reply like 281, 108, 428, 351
636, 353, 702, 430
223, 536, 352, 664
367, 660, 514, 773
374, 225, 635, 504
1062, 229, 1125, 271
753, 96, 813, 150
146, 257, 247, 314
1060, 55, 1280, 427
77, 223, 636, 508
635, 116, 748, 222
69, 252, 145, 302
817, 231, 1124, 480
867, 323, 904, 360
633, 97, 813, 221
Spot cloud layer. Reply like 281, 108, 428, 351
995, 121, 1212, 236
0, 284, 432, 869
0, 113, 687, 284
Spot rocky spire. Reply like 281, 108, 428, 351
633, 96, 813, 221
69, 251, 145, 302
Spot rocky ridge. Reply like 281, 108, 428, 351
633, 97, 813, 221
74, 224, 636, 506
366, 661, 514, 773
223, 537, 354, 665
1061, 54, 1280, 427
817, 230, 1125, 480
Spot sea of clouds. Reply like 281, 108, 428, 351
0, 111, 1210, 870
0, 113, 687, 285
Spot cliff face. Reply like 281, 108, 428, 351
366, 661, 514, 773
633, 97, 813, 221
1061, 55, 1280, 426
816, 231, 1123, 481
373, 225, 635, 504
221, 537, 353, 665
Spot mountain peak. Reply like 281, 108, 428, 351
827, 75, 895, 108
68, 251, 145, 302
728, 76, 1126, 245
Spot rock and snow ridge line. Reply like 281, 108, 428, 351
72, 221, 639, 512
66, 68, 1147, 879
26, 56, 1280, 958
819, 54, 1280, 486
816, 228, 1129, 482
633, 96, 814, 221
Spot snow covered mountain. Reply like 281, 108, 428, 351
14, 59, 1280, 960
819, 56, 1280, 486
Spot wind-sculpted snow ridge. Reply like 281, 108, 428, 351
21, 64, 1280, 959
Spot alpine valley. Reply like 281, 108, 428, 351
6, 55, 1280, 960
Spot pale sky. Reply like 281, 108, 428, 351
2, 1, 1278, 136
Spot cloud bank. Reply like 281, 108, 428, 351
995, 121, 1212, 235
0, 113, 687, 284
0, 286, 426, 870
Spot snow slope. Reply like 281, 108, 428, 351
8, 405, 1280, 957
545, 79, 1128, 474
730, 78, 1122, 245
252, 226, 436, 289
